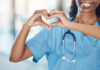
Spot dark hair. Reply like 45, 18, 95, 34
69, 0, 100, 19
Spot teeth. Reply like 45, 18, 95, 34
82, 3, 91, 7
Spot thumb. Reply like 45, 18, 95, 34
41, 22, 49, 30
49, 22, 58, 29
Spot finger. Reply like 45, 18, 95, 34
34, 12, 46, 18
41, 23, 49, 29
29, 12, 45, 24
33, 9, 48, 18
49, 22, 59, 29
31, 21, 39, 27
49, 9, 63, 16
35, 9, 48, 17
32, 21, 49, 29
41, 9, 49, 16
36, 20, 49, 29
46, 14, 61, 19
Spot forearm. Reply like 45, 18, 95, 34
69, 22, 100, 39
10, 23, 31, 60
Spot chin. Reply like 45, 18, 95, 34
79, 6, 96, 13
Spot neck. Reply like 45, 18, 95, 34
75, 10, 98, 25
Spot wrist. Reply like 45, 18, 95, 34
65, 21, 73, 29
23, 23, 31, 30
68, 22, 76, 30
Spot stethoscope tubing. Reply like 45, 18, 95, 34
62, 17, 100, 63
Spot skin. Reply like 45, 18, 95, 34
9, 10, 49, 62
9, 0, 100, 62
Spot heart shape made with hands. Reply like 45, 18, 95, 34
41, 16, 58, 29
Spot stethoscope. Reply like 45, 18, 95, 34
62, 29, 76, 63
62, 17, 100, 63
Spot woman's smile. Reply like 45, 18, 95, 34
80, 2, 93, 8
76, 0, 100, 12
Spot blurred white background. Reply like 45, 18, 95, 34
0, 0, 72, 70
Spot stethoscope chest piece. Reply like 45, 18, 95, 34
62, 56, 76, 63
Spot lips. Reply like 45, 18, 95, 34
82, 3, 91, 7
80, 2, 92, 8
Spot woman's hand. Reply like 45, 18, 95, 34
47, 9, 71, 29
26, 9, 49, 29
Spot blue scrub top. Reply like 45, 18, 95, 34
26, 18, 100, 70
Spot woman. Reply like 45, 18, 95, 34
9, 0, 100, 70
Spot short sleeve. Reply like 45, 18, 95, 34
25, 28, 51, 63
